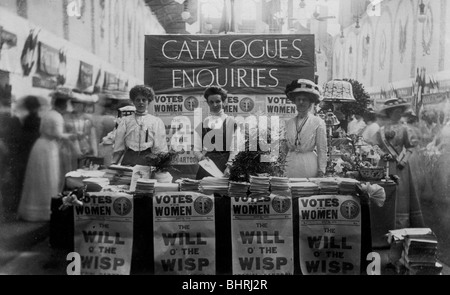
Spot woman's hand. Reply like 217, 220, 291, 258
317, 170, 325, 178
223, 166, 231, 178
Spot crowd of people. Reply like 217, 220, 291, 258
1, 78, 450, 230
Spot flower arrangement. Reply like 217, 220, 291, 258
228, 113, 287, 182
145, 149, 182, 173
332, 134, 385, 178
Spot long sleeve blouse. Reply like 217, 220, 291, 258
284, 114, 328, 173
114, 113, 168, 154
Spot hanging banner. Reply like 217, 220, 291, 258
153, 192, 216, 275
74, 192, 134, 275
299, 195, 361, 275
231, 194, 294, 275
145, 34, 315, 95
37, 42, 59, 76
77, 61, 93, 90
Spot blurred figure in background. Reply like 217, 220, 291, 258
18, 89, 77, 222
347, 113, 366, 136
361, 107, 380, 145
62, 93, 98, 172
375, 98, 425, 229
4, 96, 42, 218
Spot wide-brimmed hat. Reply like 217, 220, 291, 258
70, 90, 99, 105
285, 79, 322, 104
378, 97, 410, 116
50, 86, 75, 100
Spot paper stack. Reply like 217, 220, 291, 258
270, 177, 290, 194
402, 231, 441, 275
177, 178, 201, 192
388, 228, 442, 275
312, 178, 339, 194
135, 179, 157, 194
336, 177, 360, 195
104, 165, 133, 185
289, 181, 319, 197
249, 175, 271, 195
228, 181, 250, 197
154, 182, 180, 193
199, 177, 229, 195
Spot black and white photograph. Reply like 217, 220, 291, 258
1, 0, 450, 284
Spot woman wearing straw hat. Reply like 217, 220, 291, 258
375, 97, 425, 229
283, 79, 327, 178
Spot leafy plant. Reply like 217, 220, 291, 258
145, 150, 182, 173
338, 79, 371, 120
228, 115, 287, 182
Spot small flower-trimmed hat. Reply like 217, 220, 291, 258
284, 79, 322, 104
378, 97, 410, 116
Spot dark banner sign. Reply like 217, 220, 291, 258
145, 34, 315, 95
77, 61, 93, 90
37, 42, 59, 77
104, 72, 119, 91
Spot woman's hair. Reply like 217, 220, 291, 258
203, 86, 228, 102
289, 92, 316, 103
129, 85, 155, 102
53, 97, 68, 110
22, 95, 41, 113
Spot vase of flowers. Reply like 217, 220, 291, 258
145, 150, 181, 183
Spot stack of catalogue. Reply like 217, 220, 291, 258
388, 228, 443, 275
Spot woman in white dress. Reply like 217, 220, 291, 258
283, 79, 327, 178
18, 90, 76, 222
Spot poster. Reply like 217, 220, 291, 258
299, 195, 361, 275
74, 192, 134, 275
231, 194, 294, 275
153, 192, 216, 275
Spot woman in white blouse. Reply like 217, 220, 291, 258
112, 85, 168, 166
283, 79, 327, 178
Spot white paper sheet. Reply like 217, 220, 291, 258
198, 158, 225, 178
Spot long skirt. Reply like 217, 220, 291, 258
285, 151, 318, 178
381, 159, 425, 229
18, 137, 62, 222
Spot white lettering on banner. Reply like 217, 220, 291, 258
299, 195, 361, 275
74, 192, 133, 275
231, 194, 293, 275
161, 39, 303, 61
153, 192, 216, 275
172, 68, 279, 89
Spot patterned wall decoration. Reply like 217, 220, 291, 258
373, 8, 393, 86
421, 2, 433, 56
345, 31, 358, 78
391, 0, 414, 82
357, 17, 373, 87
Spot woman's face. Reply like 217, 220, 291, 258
388, 107, 404, 122
72, 102, 84, 113
207, 94, 224, 113
133, 95, 150, 114
291, 93, 312, 113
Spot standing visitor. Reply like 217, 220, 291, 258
18, 89, 76, 222
112, 85, 168, 166
283, 79, 327, 178
194, 86, 239, 179
62, 94, 98, 172
347, 113, 367, 136
361, 107, 380, 145
375, 97, 425, 229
